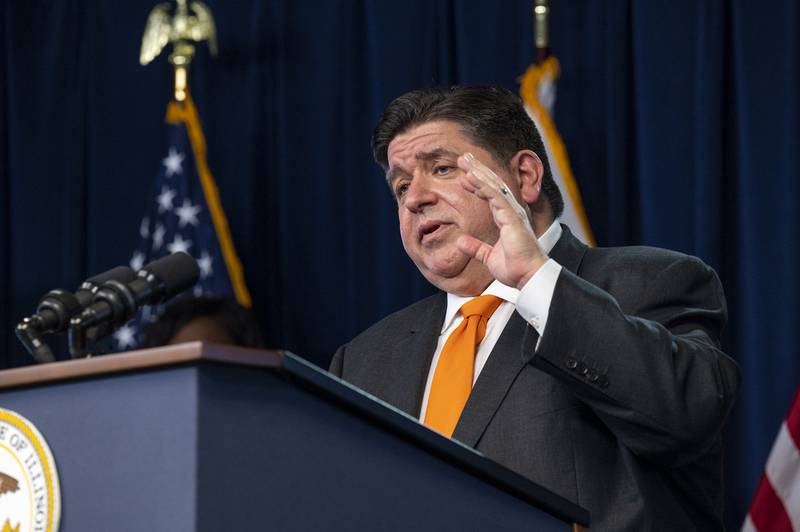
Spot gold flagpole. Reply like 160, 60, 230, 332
534, 0, 549, 63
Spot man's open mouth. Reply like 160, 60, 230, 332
419, 221, 452, 242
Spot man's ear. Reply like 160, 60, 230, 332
512, 150, 544, 204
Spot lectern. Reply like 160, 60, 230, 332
0, 343, 590, 531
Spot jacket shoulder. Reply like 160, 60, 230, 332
585, 244, 708, 268
348, 292, 445, 347
581, 245, 719, 285
577, 245, 725, 323
330, 292, 444, 379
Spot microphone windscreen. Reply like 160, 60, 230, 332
141, 252, 200, 297
76, 265, 137, 308
85, 266, 136, 287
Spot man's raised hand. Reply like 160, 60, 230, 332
456, 152, 548, 289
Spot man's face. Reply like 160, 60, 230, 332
386, 120, 517, 295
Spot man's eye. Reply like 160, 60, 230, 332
395, 182, 410, 198
434, 165, 453, 176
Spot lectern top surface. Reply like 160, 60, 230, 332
0, 342, 282, 390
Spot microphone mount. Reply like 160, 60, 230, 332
16, 266, 136, 364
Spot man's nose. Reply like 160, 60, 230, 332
403, 175, 437, 213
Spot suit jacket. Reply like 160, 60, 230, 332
330, 226, 740, 531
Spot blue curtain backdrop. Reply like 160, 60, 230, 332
1, 0, 798, 527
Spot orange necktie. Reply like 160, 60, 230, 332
424, 295, 504, 437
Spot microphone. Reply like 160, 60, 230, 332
69, 252, 200, 357
16, 266, 136, 363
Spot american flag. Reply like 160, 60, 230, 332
113, 95, 250, 350
743, 386, 800, 532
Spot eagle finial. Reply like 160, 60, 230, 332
140, 2, 172, 65
139, 0, 218, 101
140, 0, 217, 66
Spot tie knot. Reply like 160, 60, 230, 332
460, 295, 504, 319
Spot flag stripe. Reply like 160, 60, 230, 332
166, 96, 253, 308
741, 515, 757, 532
748, 473, 793, 532
744, 386, 800, 532
786, 388, 800, 449
766, 423, 800, 530
519, 57, 595, 246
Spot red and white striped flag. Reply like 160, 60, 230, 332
743, 387, 800, 531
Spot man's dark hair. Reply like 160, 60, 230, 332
372, 85, 564, 218
140, 296, 264, 349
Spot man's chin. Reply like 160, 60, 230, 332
420, 255, 468, 281
419, 260, 493, 296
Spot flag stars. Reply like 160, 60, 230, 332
141, 305, 153, 323
152, 223, 166, 251
198, 250, 213, 278
167, 234, 192, 254
130, 250, 145, 271
162, 147, 185, 177
113, 324, 137, 350
156, 186, 176, 213
176, 198, 201, 227
141, 305, 160, 324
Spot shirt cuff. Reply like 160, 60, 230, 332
515, 258, 562, 337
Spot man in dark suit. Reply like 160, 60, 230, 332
330, 85, 739, 531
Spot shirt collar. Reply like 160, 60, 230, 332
538, 219, 562, 255
441, 220, 562, 332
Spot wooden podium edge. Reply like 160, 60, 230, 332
0, 342, 282, 390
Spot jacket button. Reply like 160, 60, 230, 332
566, 357, 578, 369
597, 375, 609, 388
587, 370, 599, 382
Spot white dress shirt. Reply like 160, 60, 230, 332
418, 221, 564, 420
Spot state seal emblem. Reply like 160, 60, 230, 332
0, 409, 60, 532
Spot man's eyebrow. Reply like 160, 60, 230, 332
415, 148, 460, 162
385, 148, 461, 185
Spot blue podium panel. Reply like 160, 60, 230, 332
0, 346, 587, 531
0, 367, 200, 531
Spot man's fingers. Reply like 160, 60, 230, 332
461, 171, 495, 200
461, 153, 505, 191
457, 234, 493, 265
459, 153, 528, 220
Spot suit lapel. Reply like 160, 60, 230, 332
378, 293, 446, 417
450, 225, 587, 446
451, 313, 538, 446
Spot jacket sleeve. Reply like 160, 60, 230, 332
329, 344, 345, 377
529, 255, 740, 466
